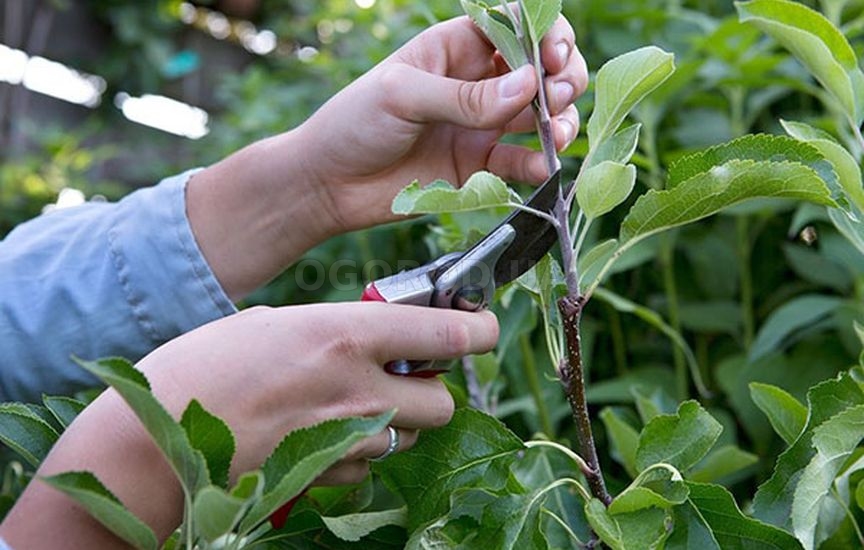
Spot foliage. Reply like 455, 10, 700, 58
2, 0, 864, 548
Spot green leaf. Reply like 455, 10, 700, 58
736, 0, 864, 124
687, 481, 803, 549
461, 2, 529, 70
0, 402, 59, 468
584, 498, 670, 550
240, 412, 393, 531
590, 124, 642, 167
391, 171, 520, 215
322, 507, 406, 542
750, 382, 808, 445
587, 46, 675, 147
519, 0, 561, 45
42, 471, 158, 550
516, 253, 566, 298
666, 135, 838, 196
600, 407, 639, 478
193, 486, 248, 542
688, 445, 759, 484
792, 404, 864, 549
587, 367, 677, 405
409, 481, 550, 550
578, 239, 618, 290
666, 500, 721, 550
632, 386, 676, 424
829, 207, 864, 255
781, 120, 864, 212
608, 465, 689, 515
753, 372, 864, 528
635, 400, 723, 473
42, 395, 87, 429
376, 408, 525, 531
193, 472, 263, 543
748, 294, 843, 363
180, 399, 235, 489
77, 357, 210, 494
575, 161, 637, 220
620, 159, 836, 244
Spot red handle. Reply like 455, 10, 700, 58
270, 493, 303, 529
361, 282, 387, 302
362, 282, 443, 378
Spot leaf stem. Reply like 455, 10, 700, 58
507, 202, 559, 226
183, 491, 194, 549
541, 509, 588, 547
636, 462, 684, 482
573, 216, 593, 260
525, 439, 591, 476
660, 234, 688, 401
535, 476, 593, 505
520, 333, 555, 436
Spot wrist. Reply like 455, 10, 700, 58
186, 129, 338, 300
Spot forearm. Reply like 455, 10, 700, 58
186, 129, 339, 302
0, 391, 183, 548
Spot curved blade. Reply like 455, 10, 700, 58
463, 170, 565, 287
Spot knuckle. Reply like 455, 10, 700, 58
457, 81, 488, 126
442, 320, 472, 357
431, 388, 456, 426
376, 64, 409, 113
326, 330, 369, 363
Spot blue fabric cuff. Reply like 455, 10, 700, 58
108, 169, 237, 344
0, 169, 237, 401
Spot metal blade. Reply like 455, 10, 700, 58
456, 170, 564, 287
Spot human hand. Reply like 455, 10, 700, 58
1, 303, 498, 547
297, 14, 588, 234
184, 14, 586, 301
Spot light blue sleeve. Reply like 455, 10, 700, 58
0, 536, 12, 550
0, 169, 237, 402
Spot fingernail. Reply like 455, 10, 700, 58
499, 66, 532, 99
554, 81, 574, 108
556, 42, 570, 65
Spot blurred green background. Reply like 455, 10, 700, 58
3, 0, 864, 509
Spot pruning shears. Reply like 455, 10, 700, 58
270, 169, 562, 529
361, 168, 563, 376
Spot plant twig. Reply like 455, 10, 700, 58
511, 0, 611, 511
557, 295, 611, 505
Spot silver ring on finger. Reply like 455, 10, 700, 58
370, 425, 400, 462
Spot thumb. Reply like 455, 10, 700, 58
384, 64, 537, 129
